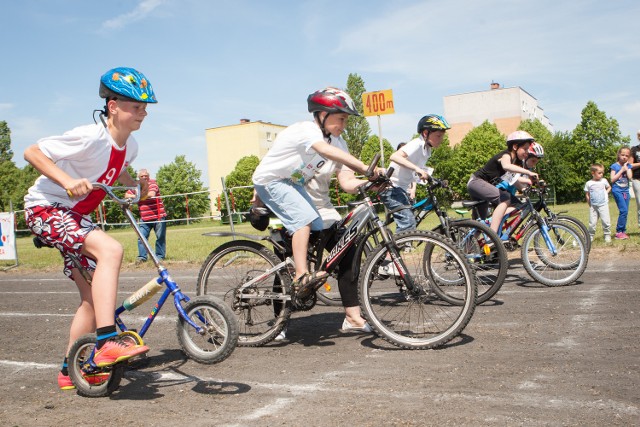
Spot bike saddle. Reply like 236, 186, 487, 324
461, 200, 485, 209
245, 206, 271, 231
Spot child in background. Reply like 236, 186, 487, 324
496, 141, 544, 196
584, 164, 612, 243
395, 142, 417, 204
23, 67, 153, 390
610, 146, 633, 239
467, 131, 539, 233
380, 114, 450, 232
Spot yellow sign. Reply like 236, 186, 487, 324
362, 89, 395, 117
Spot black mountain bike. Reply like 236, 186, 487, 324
197, 157, 477, 349
401, 177, 508, 305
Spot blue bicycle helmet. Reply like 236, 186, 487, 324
99, 67, 157, 103
417, 114, 450, 133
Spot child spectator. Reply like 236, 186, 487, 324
610, 146, 633, 239
23, 67, 153, 390
629, 132, 640, 228
380, 115, 450, 232
584, 164, 612, 243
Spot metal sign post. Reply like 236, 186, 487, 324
362, 89, 395, 165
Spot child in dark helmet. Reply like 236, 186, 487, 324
380, 114, 450, 232
252, 87, 380, 294
467, 130, 539, 233
24, 67, 154, 390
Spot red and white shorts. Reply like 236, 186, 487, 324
25, 204, 98, 279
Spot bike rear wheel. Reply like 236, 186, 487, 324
432, 219, 507, 305
176, 296, 238, 364
358, 230, 476, 349
197, 240, 291, 346
67, 333, 125, 398
521, 221, 588, 286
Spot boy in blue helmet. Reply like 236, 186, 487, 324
23, 67, 156, 390
380, 114, 450, 232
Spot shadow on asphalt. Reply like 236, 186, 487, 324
105, 349, 251, 400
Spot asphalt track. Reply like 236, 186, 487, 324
0, 253, 638, 426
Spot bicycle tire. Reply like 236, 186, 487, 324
67, 333, 125, 398
315, 239, 374, 306
358, 230, 476, 349
432, 219, 508, 304
197, 240, 291, 347
521, 221, 588, 286
553, 215, 591, 253
176, 296, 238, 364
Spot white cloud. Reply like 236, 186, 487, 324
102, 0, 164, 30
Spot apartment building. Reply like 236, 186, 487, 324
444, 82, 553, 145
205, 119, 286, 214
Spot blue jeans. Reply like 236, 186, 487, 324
137, 217, 167, 260
611, 188, 630, 233
379, 186, 416, 232
254, 180, 324, 234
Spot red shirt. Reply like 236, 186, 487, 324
139, 179, 166, 221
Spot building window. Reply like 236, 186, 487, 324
266, 132, 272, 141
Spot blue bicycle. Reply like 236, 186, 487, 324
38, 183, 239, 397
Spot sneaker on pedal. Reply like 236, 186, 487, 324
377, 260, 400, 277
93, 339, 149, 367
57, 371, 111, 390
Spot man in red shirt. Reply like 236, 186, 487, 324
135, 169, 167, 262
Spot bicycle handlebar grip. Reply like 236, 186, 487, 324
365, 153, 381, 177
92, 182, 141, 205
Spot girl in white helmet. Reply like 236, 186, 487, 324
467, 131, 539, 233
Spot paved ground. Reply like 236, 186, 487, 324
0, 251, 638, 426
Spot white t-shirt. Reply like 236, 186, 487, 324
305, 138, 350, 228
253, 121, 344, 186
24, 123, 138, 215
388, 136, 432, 189
584, 179, 611, 207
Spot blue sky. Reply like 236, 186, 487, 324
1, 0, 639, 184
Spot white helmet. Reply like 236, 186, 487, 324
528, 142, 544, 158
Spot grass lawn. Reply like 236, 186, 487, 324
2, 200, 638, 274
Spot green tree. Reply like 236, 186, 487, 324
546, 102, 626, 203
224, 155, 259, 213
343, 73, 371, 158
156, 155, 208, 223
360, 134, 394, 167
517, 119, 554, 178
0, 161, 21, 212
0, 121, 13, 163
439, 121, 505, 199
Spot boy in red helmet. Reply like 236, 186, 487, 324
252, 87, 380, 296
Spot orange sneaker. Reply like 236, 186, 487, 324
57, 371, 111, 390
93, 340, 149, 367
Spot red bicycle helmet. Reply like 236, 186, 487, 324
307, 87, 359, 116
528, 142, 544, 158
